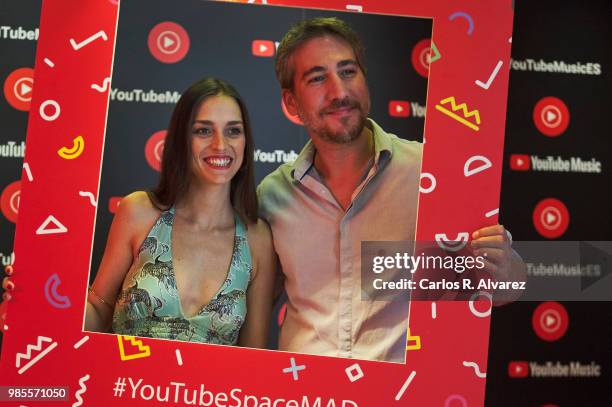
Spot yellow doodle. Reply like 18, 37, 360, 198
406, 328, 422, 351
117, 335, 151, 361
57, 135, 84, 159
435, 96, 481, 131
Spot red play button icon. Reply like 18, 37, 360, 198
3, 67, 34, 111
532, 302, 569, 342
533, 198, 569, 239
148, 22, 190, 64
145, 130, 167, 172
533, 96, 570, 137
389, 101, 410, 118
0, 180, 21, 223
252, 40, 275, 57
510, 154, 530, 171
508, 361, 529, 378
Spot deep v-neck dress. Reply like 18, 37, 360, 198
112, 207, 252, 345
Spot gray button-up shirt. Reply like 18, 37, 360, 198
258, 119, 422, 362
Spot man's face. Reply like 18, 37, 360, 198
282, 35, 370, 144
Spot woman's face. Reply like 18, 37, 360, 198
189, 95, 246, 187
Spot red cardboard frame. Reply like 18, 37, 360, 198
0, 0, 513, 405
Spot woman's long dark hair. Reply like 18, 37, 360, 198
150, 77, 257, 225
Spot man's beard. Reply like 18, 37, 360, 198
302, 98, 368, 144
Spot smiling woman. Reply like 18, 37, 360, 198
85, 78, 277, 347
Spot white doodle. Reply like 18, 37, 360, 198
72, 374, 90, 407
475, 60, 503, 90
346, 5, 363, 12
435, 232, 470, 252
395, 371, 416, 401
36, 215, 68, 235
91, 77, 111, 93
22, 162, 33, 181
16, 336, 58, 375
469, 291, 493, 318
78, 191, 97, 207
43, 58, 54, 67
345, 363, 364, 382
431, 302, 437, 319
70, 31, 108, 51
39, 100, 61, 121
419, 172, 437, 194
464, 155, 492, 177
462, 361, 487, 378
485, 208, 499, 218
73, 336, 90, 349
176, 349, 183, 366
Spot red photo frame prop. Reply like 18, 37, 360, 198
0, 0, 513, 405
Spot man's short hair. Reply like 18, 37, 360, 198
275, 17, 367, 90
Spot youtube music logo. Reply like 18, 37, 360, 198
510, 154, 530, 171
3, 67, 34, 111
148, 22, 190, 64
411, 38, 431, 78
533, 96, 570, 137
388, 101, 410, 118
0, 180, 20, 223
532, 301, 569, 342
252, 40, 275, 57
532, 198, 569, 239
145, 130, 167, 172
508, 361, 529, 378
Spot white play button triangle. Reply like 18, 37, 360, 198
546, 110, 557, 122
163, 36, 175, 49
20, 83, 32, 96
396, 105, 404, 112
546, 315, 556, 326
546, 212, 557, 224
259, 44, 268, 52
517, 158, 524, 165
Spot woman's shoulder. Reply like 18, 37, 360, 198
115, 191, 162, 228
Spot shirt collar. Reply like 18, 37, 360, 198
292, 118, 393, 180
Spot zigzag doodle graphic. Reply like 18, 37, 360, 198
15, 336, 58, 374
117, 335, 151, 361
435, 96, 481, 131
72, 374, 90, 407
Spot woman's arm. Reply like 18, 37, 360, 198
86, 191, 158, 332
238, 219, 277, 348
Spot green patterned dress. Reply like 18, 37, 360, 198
112, 207, 252, 345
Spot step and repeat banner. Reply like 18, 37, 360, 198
0, 0, 610, 405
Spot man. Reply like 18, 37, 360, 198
257, 17, 524, 362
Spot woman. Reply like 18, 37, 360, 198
3, 78, 276, 348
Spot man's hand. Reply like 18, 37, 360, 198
471, 224, 526, 304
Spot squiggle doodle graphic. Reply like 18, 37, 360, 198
70, 31, 108, 51
22, 162, 33, 181
462, 361, 487, 378
16, 336, 58, 374
91, 77, 111, 93
72, 374, 90, 407
78, 191, 97, 207
435, 97, 481, 131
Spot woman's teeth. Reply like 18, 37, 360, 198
205, 157, 231, 167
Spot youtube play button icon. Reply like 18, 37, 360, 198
508, 361, 529, 378
533, 96, 570, 137
252, 40, 275, 57
148, 22, 190, 64
389, 100, 410, 118
533, 198, 569, 239
3, 67, 34, 111
510, 154, 530, 171
532, 301, 569, 342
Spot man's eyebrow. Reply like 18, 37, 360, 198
302, 65, 326, 80
337, 59, 358, 68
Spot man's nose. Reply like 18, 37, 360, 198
326, 74, 349, 100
